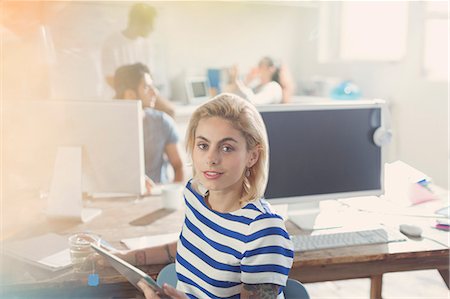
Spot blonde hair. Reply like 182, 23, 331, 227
185, 93, 269, 205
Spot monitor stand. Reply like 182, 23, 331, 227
287, 201, 344, 230
46, 147, 102, 223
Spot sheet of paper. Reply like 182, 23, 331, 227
121, 233, 179, 250
38, 248, 71, 268
384, 160, 433, 205
385, 160, 431, 183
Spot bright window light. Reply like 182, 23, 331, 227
339, 2, 408, 61
426, 1, 448, 14
423, 2, 448, 82
424, 19, 448, 81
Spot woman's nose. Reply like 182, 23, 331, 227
206, 150, 219, 165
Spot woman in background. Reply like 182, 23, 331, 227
227, 56, 295, 105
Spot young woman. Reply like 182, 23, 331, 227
121, 93, 293, 298
226, 57, 295, 105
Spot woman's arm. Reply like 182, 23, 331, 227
241, 283, 280, 299
120, 241, 177, 266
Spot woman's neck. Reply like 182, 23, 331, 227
206, 189, 242, 213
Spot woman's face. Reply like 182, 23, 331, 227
192, 116, 258, 194
258, 62, 275, 82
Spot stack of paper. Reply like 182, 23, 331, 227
3, 233, 72, 271
384, 160, 436, 205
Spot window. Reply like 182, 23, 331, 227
423, 2, 448, 81
340, 2, 408, 61
318, 2, 409, 62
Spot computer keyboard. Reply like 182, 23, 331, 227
291, 228, 402, 252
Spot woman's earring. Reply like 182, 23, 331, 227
245, 168, 251, 177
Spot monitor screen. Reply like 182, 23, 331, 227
185, 77, 210, 104
192, 81, 208, 97
258, 101, 384, 204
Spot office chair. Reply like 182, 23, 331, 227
156, 263, 177, 287
284, 278, 310, 299
156, 263, 310, 299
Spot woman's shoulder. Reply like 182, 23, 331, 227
244, 199, 290, 242
265, 81, 282, 91
244, 198, 285, 222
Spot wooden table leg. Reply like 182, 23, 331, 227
370, 275, 383, 299
438, 269, 450, 289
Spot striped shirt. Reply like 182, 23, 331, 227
176, 180, 294, 299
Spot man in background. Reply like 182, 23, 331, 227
102, 3, 174, 117
114, 63, 184, 186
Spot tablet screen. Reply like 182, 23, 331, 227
91, 243, 162, 293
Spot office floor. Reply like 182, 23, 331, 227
305, 269, 449, 298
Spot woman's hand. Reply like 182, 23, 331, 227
137, 280, 188, 299
228, 65, 239, 82
244, 67, 259, 85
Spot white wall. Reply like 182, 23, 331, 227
3, 1, 312, 101
3, 1, 447, 187
155, 2, 313, 101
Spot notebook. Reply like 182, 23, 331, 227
3, 233, 71, 271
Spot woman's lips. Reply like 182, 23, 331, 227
203, 171, 223, 180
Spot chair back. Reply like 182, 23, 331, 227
156, 264, 309, 299
284, 278, 310, 299
156, 263, 178, 287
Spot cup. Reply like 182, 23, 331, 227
162, 183, 184, 210
68, 232, 101, 273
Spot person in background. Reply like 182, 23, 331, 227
226, 56, 295, 105
103, 93, 293, 299
114, 63, 183, 187
278, 61, 296, 103
102, 2, 174, 117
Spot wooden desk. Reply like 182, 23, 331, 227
1, 195, 449, 299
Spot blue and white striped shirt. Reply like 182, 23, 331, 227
176, 180, 294, 299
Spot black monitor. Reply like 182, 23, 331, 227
258, 100, 389, 228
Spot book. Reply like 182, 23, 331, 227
3, 233, 72, 271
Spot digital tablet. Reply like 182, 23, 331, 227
91, 243, 162, 293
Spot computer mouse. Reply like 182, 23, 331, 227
399, 224, 423, 238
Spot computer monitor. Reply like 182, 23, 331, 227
185, 76, 210, 104
3, 99, 146, 222
258, 100, 389, 229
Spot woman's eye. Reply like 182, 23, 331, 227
222, 145, 233, 152
197, 143, 208, 150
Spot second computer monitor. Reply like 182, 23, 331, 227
258, 100, 386, 206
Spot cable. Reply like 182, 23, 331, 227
422, 236, 449, 248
